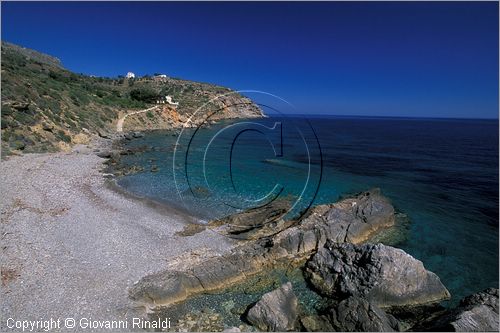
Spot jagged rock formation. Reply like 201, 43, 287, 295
246, 282, 298, 331
269, 188, 396, 259
304, 241, 450, 308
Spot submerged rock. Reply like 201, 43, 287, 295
173, 308, 224, 332
246, 282, 298, 331
209, 199, 292, 240
304, 241, 450, 309
415, 288, 499, 332
299, 315, 334, 332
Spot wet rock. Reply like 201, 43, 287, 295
132, 131, 144, 138
123, 165, 143, 175
304, 241, 450, 309
328, 296, 400, 332
415, 288, 499, 332
209, 199, 293, 240
246, 282, 298, 331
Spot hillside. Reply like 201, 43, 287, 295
1, 42, 263, 156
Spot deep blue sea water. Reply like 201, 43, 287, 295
117, 116, 499, 305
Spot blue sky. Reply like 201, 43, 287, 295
2, 1, 499, 118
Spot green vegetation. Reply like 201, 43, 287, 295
1, 42, 259, 156
130, 88, 159, 103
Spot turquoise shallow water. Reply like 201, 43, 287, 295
117, 116, 498, 305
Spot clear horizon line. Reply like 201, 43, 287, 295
264, 113, 499, 121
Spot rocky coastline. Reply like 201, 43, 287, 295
109, 135, 497, 332
2, 129, 498, 332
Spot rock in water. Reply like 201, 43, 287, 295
328, 296, 400, 332
305, 241, 450, 308
129, 190, 401, 308
416, 288, 499, 332
272, 188, 397, 258
246, 282, 298, 331
209, 199, 293, 240
302, 188, 396, 244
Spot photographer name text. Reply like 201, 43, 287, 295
5, 317, 171, 331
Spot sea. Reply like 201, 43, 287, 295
117, 115, 499, 306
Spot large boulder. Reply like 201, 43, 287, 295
246, 282, 298, 331
304, 241, 450, 309
416, 288, 499, 332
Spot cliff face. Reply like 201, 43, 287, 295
1, 42, 263, 156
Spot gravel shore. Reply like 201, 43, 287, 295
0, 143, 236, 331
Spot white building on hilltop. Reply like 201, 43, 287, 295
125, 72, 135, 79
166, 96, 179, 106
156, 95, 179, 106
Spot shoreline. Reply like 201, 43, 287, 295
0, 140, 237, 330
105, 179, 203, 225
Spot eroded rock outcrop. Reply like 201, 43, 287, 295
304, 241, 450, 309
246, 282, 298, 331
415, 288, 499, 332
270, 188, 396, 259
129, 190, 399, 309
